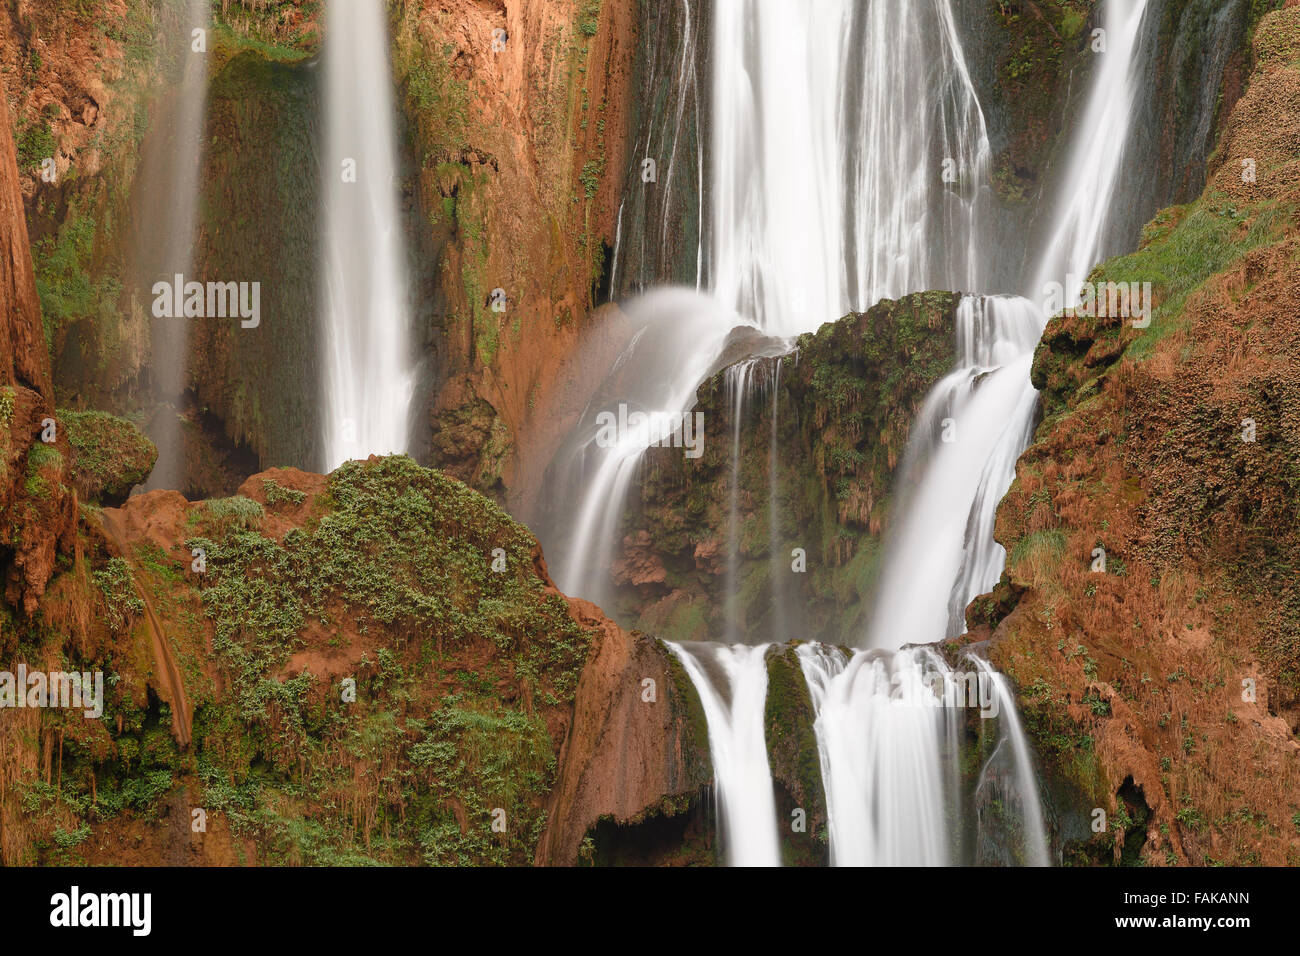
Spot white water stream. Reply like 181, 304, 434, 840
667, 642, 781, 866
1031, 0, 1154, 303
140, 0, 210, 492
320, 0, 416, 470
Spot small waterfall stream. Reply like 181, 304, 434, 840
553, 289, 746, 608
798, 643, 961, 866
667, 642, 781, 867
1030, 0, 1153, 302
866, 295, 1045, 650
139, 0, 210, 493
970, 655, 1051, 867
319, 0, 416, 470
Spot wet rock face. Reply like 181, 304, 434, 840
537, 596, 711, 866
0, 76, 52, 400
985, 4, 1300, 866
400, 0, 638, 511
0, 80, 77, 616
606, 291, 960, 647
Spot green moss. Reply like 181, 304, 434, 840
168, 458, 594, 863
59, 409, 157, 502
578, 0, 602, 38
15, 117, 56, 170
202, 496, 265, 535
26, 442, 62, 473
209, 0, 321, 63
764, 648, 825, 826
1253, 4, 1300, 67
1104, 195, 1294, 361
664, 646, 711, 778
31, 211, 122, 355
629, 292, 958, 644
392, 9, 469, 164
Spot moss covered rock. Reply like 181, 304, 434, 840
59, 409, 156, 504
615, 291, 960, 645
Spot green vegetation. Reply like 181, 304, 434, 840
93, 556, 145, 633
209, 0, 321, 62
13, 457, 595, 865
59, 409, 157, 502
31, 213, 122, 355
1108, 195, 1293, 360
578, 0, 602, 38
15, 115, 56, 170
177, 457, 590, 863
262, 479, 306, 507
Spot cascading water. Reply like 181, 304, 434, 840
667, 642, 781, 867
553, 0, 993, 600
551, 0, 1160, 867
609, 0, 707, 297
139, 0, 209, 493
1030, 0, 1153, 304
802, 0, 1156, 867
797, 294, 1050, 867
969, 654, 1051, 867
709, 0, 991, 333
552, 289, 747, 609
797, 644, 961, 866
319, 0, 416, 471
866, 295, 1045, 650
723, 360, 760, 642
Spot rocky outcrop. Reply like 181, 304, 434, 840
2, 449, 708, 866
980, 3, 1300, 865
609, 292, 959, 646
536, 596, 709, 866
59, 409, 156, 504
0, 79, 77, 616
398, 0, 637, 511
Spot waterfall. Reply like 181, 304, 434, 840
817, 0, 1156, 867
767, 359, 786, 644
798, 644, 960, 866
1030, 0, 1153, 304
139, 0, 210, 493
319, 0, 416, 471
723, 360, 759, 642
969, 654, 1051, 867
609, 0, 707, 297
667, 642, 781, 867
788, 294, 1050, 866
552, 289, 745, 608
866, 295, 1045, 649
709, 0, 991, 334
550, 0, 1164, 867
552, 0, 993, 597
